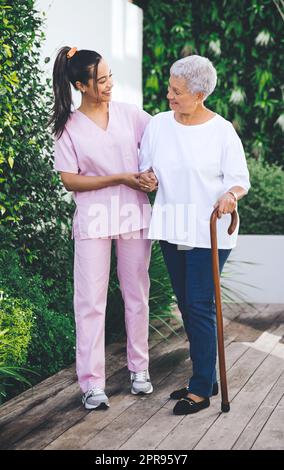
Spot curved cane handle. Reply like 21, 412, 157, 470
210, 208, 238, 235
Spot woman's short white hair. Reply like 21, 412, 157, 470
170, 55, 217, 99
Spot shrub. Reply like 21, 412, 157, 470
0, 0, 74, 316
0, 294, 35, 402
0, 329, 34, 404
238, 159, 284, 234
0, 250, 75, 381
0, 294, 34, 366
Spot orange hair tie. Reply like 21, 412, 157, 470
67, 47, 77, 59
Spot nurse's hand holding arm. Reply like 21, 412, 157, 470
137, 124, 158, 192
60, 171, 144, 192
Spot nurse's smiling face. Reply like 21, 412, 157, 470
78, 58, 113, 103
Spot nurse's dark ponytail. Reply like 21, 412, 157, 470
48, 46, 102, 138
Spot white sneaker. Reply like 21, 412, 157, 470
82, 387, 110, 410
130, 370, 153, 395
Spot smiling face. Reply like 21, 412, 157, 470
167, 75, 204, 114
76, 58, 113, 103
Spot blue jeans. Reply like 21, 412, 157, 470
160, 241, 231, 397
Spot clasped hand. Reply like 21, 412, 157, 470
138, 169, 158, 193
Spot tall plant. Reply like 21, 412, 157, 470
0, 1, 75, 313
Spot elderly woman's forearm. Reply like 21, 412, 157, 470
226, 186, 248, 201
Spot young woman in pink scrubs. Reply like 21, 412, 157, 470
49, 46, 156, 410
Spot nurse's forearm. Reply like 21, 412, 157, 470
60, 172, 127, 191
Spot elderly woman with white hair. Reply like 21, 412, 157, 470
139, 55, 250, 415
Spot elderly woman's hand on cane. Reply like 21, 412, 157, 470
213, 192, 237, 218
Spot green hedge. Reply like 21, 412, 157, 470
0, 250, 75, 383
0, 294, 34, 366
238, 159, 284, 235
0, 0, 74, 317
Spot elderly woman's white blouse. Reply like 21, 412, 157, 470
139, 111, 250, 249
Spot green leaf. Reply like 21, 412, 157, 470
8, 156, 14, 168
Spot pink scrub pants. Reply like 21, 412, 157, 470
74, 230, 152, 393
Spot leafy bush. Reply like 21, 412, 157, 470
0, 292, 35, 402
27, 306, 75, 377
0, 294, 34, 366
0, 0, 74, 316
238, 159, 284, 234
0, 250, 75, 381
0, 329, 34, 404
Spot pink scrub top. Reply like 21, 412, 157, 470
54, 101, 152, 239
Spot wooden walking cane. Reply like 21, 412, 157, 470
210, 207, 238, 412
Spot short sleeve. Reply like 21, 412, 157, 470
54, 129, 79, 174
221, 124, 251, 192
134, 106, 152, 148
138, 120, 153, 172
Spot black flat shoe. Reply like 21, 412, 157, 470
170, 382, 218, 400
173, 397, 210, 415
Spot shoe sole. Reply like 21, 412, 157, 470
84, 401, 110, 410
131, 385, 153, 395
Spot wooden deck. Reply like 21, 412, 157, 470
0, 303, 283, 451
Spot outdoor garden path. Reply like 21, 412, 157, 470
0, 303, 283, 450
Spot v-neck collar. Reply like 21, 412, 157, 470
76, 102, 111, 133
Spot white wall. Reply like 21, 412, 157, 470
36, 0, 144, 108
224, 235, 284, 304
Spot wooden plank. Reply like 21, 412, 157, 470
223, 303, 283, 343
44, 335, 189, 450
252, 391, 284, 450
0, 316, 183, 438
0, 302, 258, 423
17, 305, 244, 450
0, 317, 183, 422
0, 342, 123, 421
194, 326, 284, 450
1, 302, 262, 448
1, 303, 280, 451
222, 303, 267, 322
6, 331, 187, 450
80, 335, 242, 450
149, 307, 283, 451
233, 369, 284, 449
80, 359, 195, 450
120, 341, 248, 450
157, 325, 284, 450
